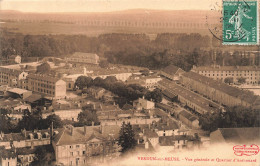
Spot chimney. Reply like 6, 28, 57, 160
84, 126, 87, 136
31, 142, 34, 149
93, 104, 96, 110
100, 125, 104, 134
92, 121, 94, 126
21, 128, 27, 138
142, 129, 145, 134
70, 126, 74, 136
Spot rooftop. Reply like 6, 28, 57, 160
7, 88, 31, 95
179, 110, 198, 122
161, 65, 184, 76
159, 79, 221, 114
53, 125, 120, 146
182, 71, 259, 105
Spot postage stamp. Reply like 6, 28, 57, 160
222, 0, 259, 45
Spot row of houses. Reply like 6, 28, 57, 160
158, 79, 222, 115
192, 65, 260, 85
0, 66, 67, 98
180, 71, 260, 109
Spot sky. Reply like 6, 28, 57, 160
0, 0, 218, 13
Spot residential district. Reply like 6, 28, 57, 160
0, 53, 259, 166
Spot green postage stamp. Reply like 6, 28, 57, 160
222, 0, 259, 45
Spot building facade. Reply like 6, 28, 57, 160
27, 74, 66, 98
180, 71, 260, 108
192, 66, 260, 85
52, 125, 120, 166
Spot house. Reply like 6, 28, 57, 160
181, 71, 260, 108
24, 94, 52, 108
178, 110, 200, 129
126, 75, 162, 89
191, 65, 260, 85
0, 147, 17, 166
0, 128, 59, 149
133, 97, 155, 110
210, 127, 260, 144
0, 67, 28, 88
6, 88, 32, 99
52, 125, 120, 166
27, 74, 66, 98
160, 65, 185, 81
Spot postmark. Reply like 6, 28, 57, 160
233, 144, 260, 156
222, 0, 259, 45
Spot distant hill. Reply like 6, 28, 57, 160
0, 9, 221, 36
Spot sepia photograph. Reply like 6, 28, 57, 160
0, 0, 259, 165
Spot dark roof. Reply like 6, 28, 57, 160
161, 65, 182, 76
27, 74, 60, 83
24, 94, 42, 103
0, 67, 22, 75
53, 125, 120, 146
217, 127, 260, 143
182, 72, 258, 105
122, 103, 134, 110
162, 89, 177, 98
159, 79, 221, 114
159, 136, 175, 146
0, 147, 16, 159
179, 110, 198, 122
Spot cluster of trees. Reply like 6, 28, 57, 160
75, 76, 162, 103
199, 106, 260, 132
224, 77, 247, 85
36, 62, 51, 74
1, 32, 255, 72
0, 108, 63, 133
118, 122, 137, 153
75, 104, 100, 127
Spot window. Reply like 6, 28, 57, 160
70, 152, 73, 156
83, 151, 86, 155
76, 145, 80, 148
70, 145, 73, 149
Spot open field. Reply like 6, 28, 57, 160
0, 21, 210, 37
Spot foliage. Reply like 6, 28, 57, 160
42, 114, 63, 129
224, 77, 234, 85
17, 109, 43, 131
77, 106, 99, 126
199, 106, 260, 132
0, 108, 14, 133
145, 88, 163, 103
74, 76, 93, 89
237, 77, 246, 84
99, 60, 109, 68
36, 62, 51, 74
30, 145, 54, 166
1, 32, 254, 71
118, 122, 137, 153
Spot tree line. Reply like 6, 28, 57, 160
75, 75, 162, 104
1, 32, 254, 71
199, 106, 260, 132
